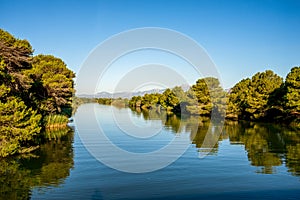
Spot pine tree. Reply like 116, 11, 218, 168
0, 97, 41, 157
27, 55, 75, 116
285, 67, 300, 114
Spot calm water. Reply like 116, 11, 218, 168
1, 103, 300, 199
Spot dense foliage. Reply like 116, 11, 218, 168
227, 68, 299, 128
227, 70, 283, 120
285, 67, 300, 114
116, 68, 299, 128
27, 55, 75, 116
0, 29, 74, 157
126, 77, 227, 117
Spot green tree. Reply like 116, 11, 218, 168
191, 77, 225, 116
141, 93, 161, 109
283, 67, 300, 128
184, 88, 200, 115
98, 98, 113, 105
0, 29, 75, 157
192, 78, 211, 111
226, 78, 251, 119
0, 29, 33, 98
0, 97, 41, 157
159, 88, 179, 110
227, 70, 283, 120
27, 55, 75, 116
129, 96, 142, 108
246, 70, 283, 119
284, 67, 300, 114
0, 29, 42, 157
172, 86, 188, 102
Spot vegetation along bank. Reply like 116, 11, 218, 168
0, 29, 75, 157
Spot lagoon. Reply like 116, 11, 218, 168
1, 103, 300, 199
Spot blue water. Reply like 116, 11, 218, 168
14, 104, 300, 199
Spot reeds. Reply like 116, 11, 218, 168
44, 114, 69, 129
43, 127, 71, 140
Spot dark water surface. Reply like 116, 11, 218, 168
1, 103, 300, 199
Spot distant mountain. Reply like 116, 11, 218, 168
76, 85, 231, 98
77, 84, 193, 99
77, 88, 166, 99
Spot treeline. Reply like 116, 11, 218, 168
97, 97, 129, 108
0, 29, 74, 157
227, 69, 299, 124
97, 78, 225, 116
98, 68, 299, 128
97, 98, 114, 105
72, 97, 97, 114
129, 77, 226, 117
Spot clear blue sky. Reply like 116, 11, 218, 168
1, 0, 300, 92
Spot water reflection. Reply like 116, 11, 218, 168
0, 127, 74, 199
136, 108, 224, 155
164, 114, 224, 155
137, 108, 300, 176
224, 122, 300, 176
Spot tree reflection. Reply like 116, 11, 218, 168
190, 120, 221, 155
162, 113, 223, 155
141, 108, 166, 121
0, 127, 74, 199
138, 108, 300, 176
286, 144, 300, 176
225, 121, 300, 175
281, 129, 300, 176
